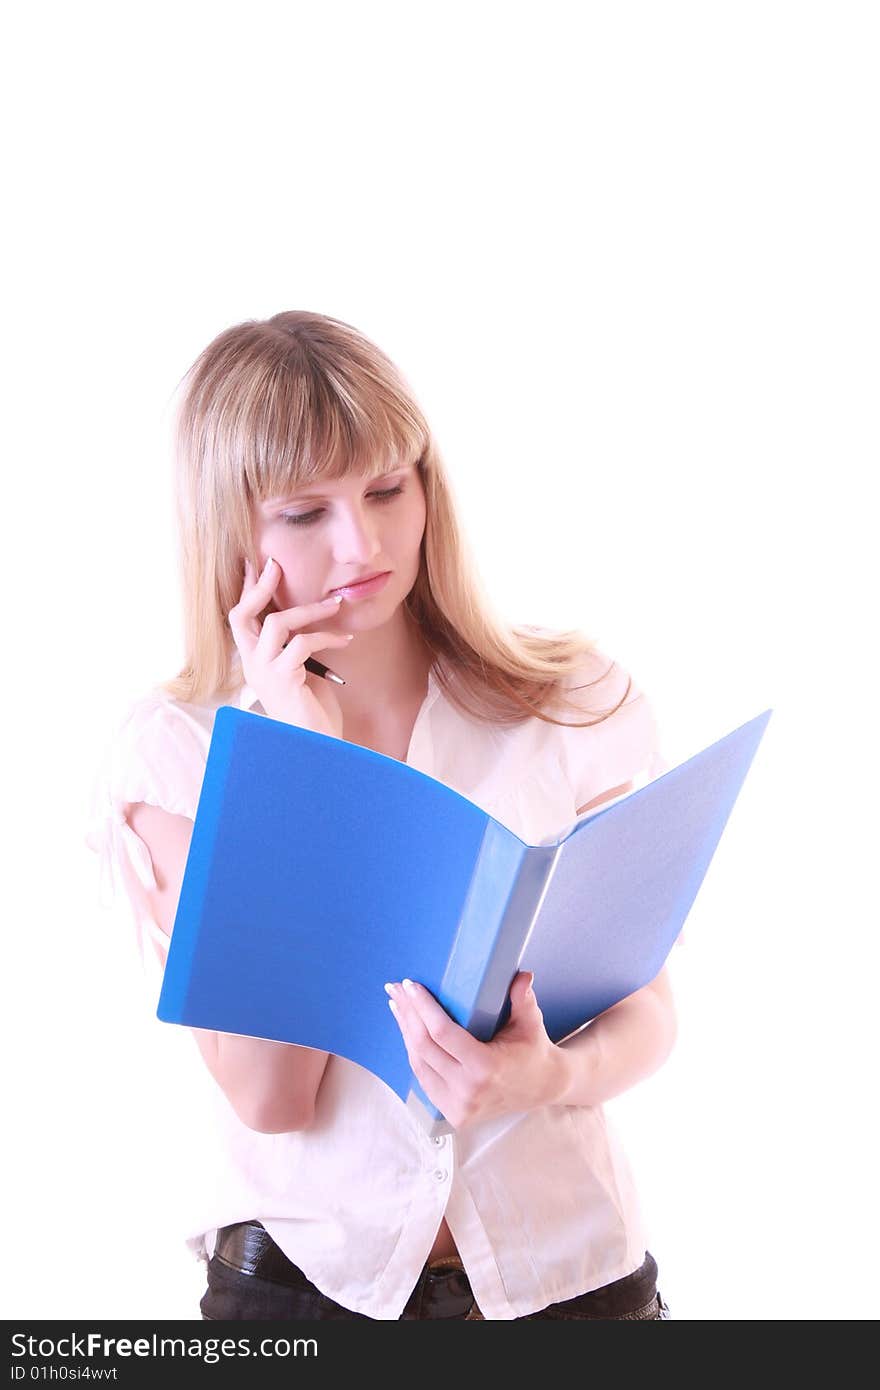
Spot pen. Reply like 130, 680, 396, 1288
304, 657, 346, 686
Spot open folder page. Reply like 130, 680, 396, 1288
157, 706, 772, 1135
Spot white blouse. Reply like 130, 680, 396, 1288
84, 642, 673, 1320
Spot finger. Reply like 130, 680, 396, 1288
513, 971, 535, 1004
234, 557, 340, 628
241, 557, 265, 596
231, 588, 342, 652
256, 595, 340, 650
269, 627, 354, 668
394, 980, 484, 1070
276, 631, 355, 678
228, 558, 281, 648
389, 991, 462, 1085
239, 555, 281, 607
505, 973, 545, 1035
389, 999, 457, 1108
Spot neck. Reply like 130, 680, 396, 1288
317, 607, 433, 726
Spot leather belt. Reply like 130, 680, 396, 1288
212, 1221, 479, 1320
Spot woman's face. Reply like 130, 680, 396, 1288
251, 460, 427, 632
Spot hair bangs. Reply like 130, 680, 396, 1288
227, 348, 427, 510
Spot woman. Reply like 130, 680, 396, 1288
86, 309, 676, 1320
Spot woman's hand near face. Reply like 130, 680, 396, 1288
227, 556, 353, 737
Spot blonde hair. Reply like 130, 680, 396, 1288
158, 310, 631, 730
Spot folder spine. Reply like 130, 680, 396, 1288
453, 840, 558, 1038
406, 830, 557, 1131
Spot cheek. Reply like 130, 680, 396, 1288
402, 493, 427, 549
265, 546, 312, 605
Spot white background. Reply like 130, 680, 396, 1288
4, 1, 877, 1321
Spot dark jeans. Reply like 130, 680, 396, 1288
200, 1223, 671, 1321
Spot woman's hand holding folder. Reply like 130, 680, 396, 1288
385, 968, 677, 1128
228, 556, 353, 737
385, 971, 569, 1130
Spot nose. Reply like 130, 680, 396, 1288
330, 503, 383, 566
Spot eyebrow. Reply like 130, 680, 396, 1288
261, 465, 411, 508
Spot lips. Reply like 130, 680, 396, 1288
329, 571, 390, 594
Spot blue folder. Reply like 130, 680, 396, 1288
157, 705, 772, 1136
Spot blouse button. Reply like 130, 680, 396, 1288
433, 1169, 448, 1182
432, 1134, 446, 1146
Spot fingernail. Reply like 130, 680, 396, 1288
388, 999, 400, 1017
402, 978, 416, 996
383, 982, 398, 997
263, 556, 275, 574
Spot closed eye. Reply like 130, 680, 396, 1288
281, 485, 405, 528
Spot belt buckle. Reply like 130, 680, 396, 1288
411, 1257, 476, 1320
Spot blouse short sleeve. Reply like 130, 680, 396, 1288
84, 693, 209, 973
553, 647, 667, 806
